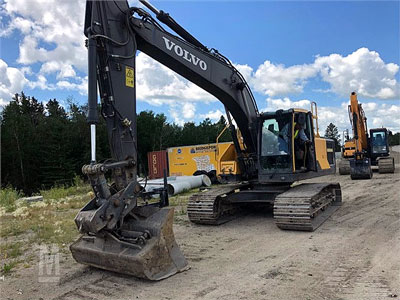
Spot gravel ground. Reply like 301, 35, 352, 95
1, 168, 399, 300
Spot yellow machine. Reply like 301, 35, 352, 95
339, 130, 356, 174
169, 103, 335, 182
338, 92, 395, 178
73, 0, 342, 280
167, 142, 234, 177
342, 141, 356, 158
215, 126, 242, 181
167, 127, 242, 181
188, 101, 340, 231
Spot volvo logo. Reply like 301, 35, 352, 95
162, 36, 207, 71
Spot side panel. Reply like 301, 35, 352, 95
168, 144, 219, 176
217, 143, 240, 176
147, 151, 168, 179
315, 138, 335, 170
343, 140, 356, 158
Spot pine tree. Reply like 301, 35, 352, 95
324, 123, 341, 152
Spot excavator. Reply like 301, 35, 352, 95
338, 92, 395, 179
71, 0, 342, 280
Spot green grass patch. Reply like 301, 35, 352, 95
169, 188, 198, 206
1, 260, 18, 275
0, 187, 20, 212
0, 242, 23, 259
0, 191, 89, 245
0, 180, 92, 276
40, 184, 91, 202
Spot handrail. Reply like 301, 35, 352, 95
311, 101, 320, 137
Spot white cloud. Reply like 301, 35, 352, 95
1, 0, 216, 105
136, 52, 216, 105
168, 107, 185, 126
28, 74, 53, 91
20, 66, 33, 76
23, 73, 88, 96
248, 62, 317, 96
1, 0, 398, 132
200, 109, 225, 122
182, 102, 196, 119
265, 97, 311, 111
314, 48, 400, 99
168, 102, 197, 125
2, 0, 86, 70
1, 0, 86, 96
40, 61, 76, 79
0, 59, 27, 106
237, 48, 399, 100
56, 77, 88, 96
234, 64, 253, 83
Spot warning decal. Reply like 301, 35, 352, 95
125, 66, 134, 88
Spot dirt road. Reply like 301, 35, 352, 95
1, 168, 399, 300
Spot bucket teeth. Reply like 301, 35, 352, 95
70, 207, 188, 280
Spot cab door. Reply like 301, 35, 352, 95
306, 112, 318, 171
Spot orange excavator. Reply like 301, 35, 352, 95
338, 92, 395, 179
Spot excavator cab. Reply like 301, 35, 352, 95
259, 109, 322, 182
370, 129, 389, 158
369, 128, 395, 173
260, 111, 293, 173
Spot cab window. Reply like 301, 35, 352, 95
260, 114, 292, 172
371, 131, 387, 153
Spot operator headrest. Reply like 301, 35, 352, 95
297, 113, 306, 126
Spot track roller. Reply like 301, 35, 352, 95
378, 157, 395, 174
274, 183, 342, 231
338, 159, 351, 175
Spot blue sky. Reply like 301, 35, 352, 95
0, 0, 399, 132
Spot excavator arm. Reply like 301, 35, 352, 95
86, 0, 259, 155
347, 92, 373, 179
348, 92, 368, 154
71, 0, 259, 280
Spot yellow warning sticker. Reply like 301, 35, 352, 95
125, 66, 134, 88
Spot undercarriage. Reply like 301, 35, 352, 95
188, 182, 342, 231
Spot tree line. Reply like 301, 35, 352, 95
2, 93, 399, 195
1, 93, 231, 195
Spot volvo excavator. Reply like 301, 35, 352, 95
338, 92, 395, 179
71, 0, 342, 280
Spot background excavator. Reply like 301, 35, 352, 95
338, 92, 395, 179
71, 0, 342, 280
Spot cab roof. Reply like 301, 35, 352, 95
260, 108, 310, 118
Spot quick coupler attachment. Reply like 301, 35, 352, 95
350, 157, 373, 180
70, 206, 189, 280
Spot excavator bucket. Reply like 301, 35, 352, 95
70, 206, 188, 280
350, 157, 373, 180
